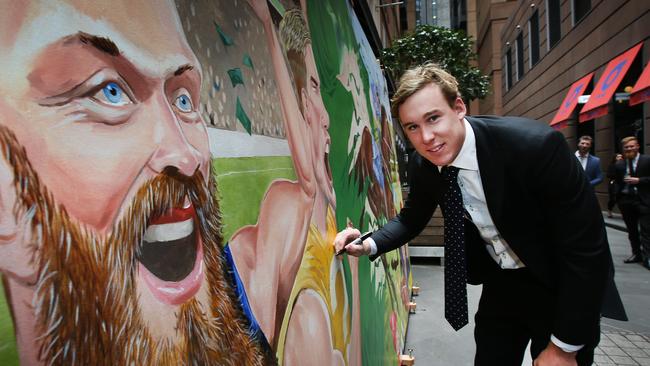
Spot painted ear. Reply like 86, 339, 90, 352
0, 154, 38, 285
301, 89, 311, 125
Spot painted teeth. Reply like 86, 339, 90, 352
144, 218, 194, 242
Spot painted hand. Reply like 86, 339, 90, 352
246, 0, 272, 25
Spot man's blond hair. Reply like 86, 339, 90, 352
391, 62, 460, 119
621, 136, 639, 147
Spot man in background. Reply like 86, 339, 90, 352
615, 136, 650, 268
575, 135, 603, 188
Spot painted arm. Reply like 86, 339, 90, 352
247, 0, 316, 198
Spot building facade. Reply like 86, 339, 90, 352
475, 0, 649, 209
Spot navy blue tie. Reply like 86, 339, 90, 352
440, 166, 469, 331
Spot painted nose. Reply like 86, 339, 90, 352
148, 97, 202, 177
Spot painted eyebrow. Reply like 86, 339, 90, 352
174, 64, 194, 76
76, 32, 120, 56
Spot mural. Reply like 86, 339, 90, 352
0, 0, 411, 365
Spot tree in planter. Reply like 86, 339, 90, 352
380, 25, 490, 102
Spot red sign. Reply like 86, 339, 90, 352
579, 43, 643, 122
550, 73, 594, 127
630, 61, 650, 106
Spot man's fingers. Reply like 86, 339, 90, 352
334, 227, 360, 252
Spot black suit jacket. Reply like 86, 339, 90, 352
614, 153, 650, 207
370, 115, 622, 346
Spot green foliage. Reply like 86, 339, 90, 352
380, 25, 490, 101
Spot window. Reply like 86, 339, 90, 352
516, 33, 524, 79
547, 0, 561, 49
505, 48, 513, 90
573, 0, 591, 24
400, 2, 408, 32
529, 10, 540, 66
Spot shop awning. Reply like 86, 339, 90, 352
630, 61, 650, 106
579, 43, 643, 122
550, 73, 594, 129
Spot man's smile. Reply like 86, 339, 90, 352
428, 143, 445, 153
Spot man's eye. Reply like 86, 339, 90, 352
174, 94, 193, 112
93, 82, 133, 106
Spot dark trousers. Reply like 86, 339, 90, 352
473, 268, 595, 366
618, 196, 643, 257
607, 181, 617, 211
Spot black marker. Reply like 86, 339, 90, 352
335, 231, 373, 256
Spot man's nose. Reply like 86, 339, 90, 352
421, 125, 435, 143
148, 97, 202, 177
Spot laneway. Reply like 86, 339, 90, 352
404, 225, 650, 365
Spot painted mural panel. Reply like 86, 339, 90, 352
0, 0, 411, 365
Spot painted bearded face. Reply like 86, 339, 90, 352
0, 0, 270, 364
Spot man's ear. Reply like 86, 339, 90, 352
0, 154, 38, 285
455, 97, 467, 120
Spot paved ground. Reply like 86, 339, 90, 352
404, 216, 650, 365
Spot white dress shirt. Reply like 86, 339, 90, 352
574, 151, 589, 170
448, 119, 524, 269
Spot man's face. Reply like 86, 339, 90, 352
578, 139, 592, 155
398, 83, 466, 167
0, 1, 266, 364
623, 139, 640, 160
303, 45, 334, 204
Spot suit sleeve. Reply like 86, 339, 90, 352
369, 154, 438, 261
531, 131, 610, 346
637, 157, 650, 185
590, 157, 603, 186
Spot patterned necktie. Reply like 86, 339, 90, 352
440, 166, 469, 331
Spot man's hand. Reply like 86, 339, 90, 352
624, 176, 640, 185
533, 341, 578, 366
333, 227, 370, 258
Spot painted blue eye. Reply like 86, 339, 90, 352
174, 94, 193, 112
95, 82, 132, 106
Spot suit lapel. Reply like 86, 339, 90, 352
467, 117, 505, 229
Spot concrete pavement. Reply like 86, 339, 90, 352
403, 222, 650, 365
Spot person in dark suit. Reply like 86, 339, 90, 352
334, 63, 624, 366
615, 136, 650, 268
606, 154, 624, 217
575, 135, 603, 187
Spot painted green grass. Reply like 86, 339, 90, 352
0, 275, 19, 366
213, 156, 297, 243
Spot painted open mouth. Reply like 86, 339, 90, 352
137, 200, 204, 305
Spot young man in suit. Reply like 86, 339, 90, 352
334, 63, 623, 365
575, 135, 603, 187
615, 136, 650, 268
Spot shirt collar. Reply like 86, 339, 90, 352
448, 118, 478, 171
575, 151, 589, 159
